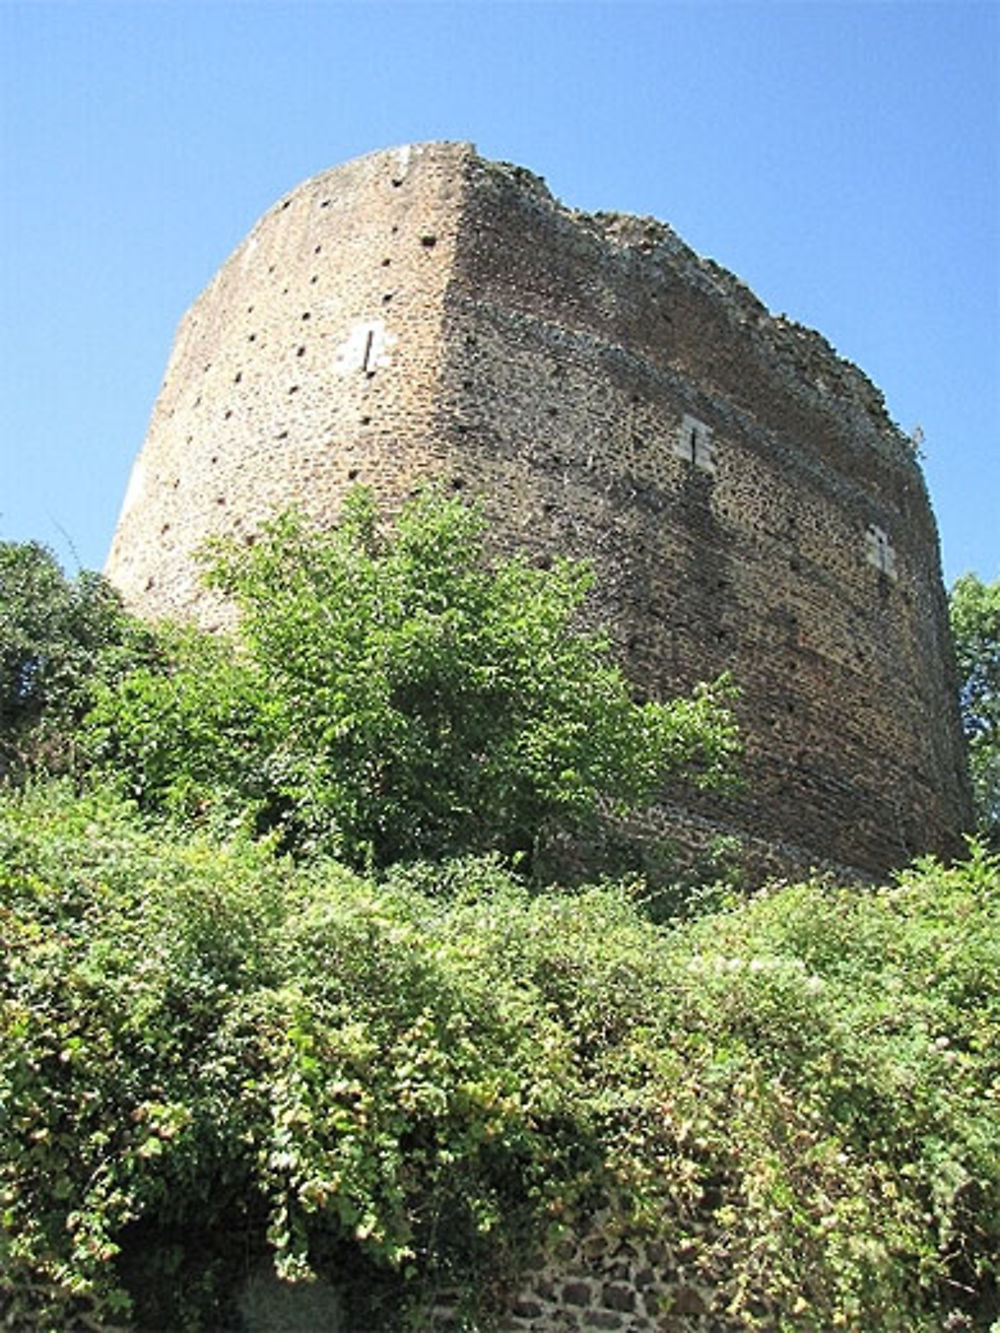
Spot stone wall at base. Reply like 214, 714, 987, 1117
428, 1215, 741, 1333
234, 1217, 739, 1333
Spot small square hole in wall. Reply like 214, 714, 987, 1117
864, 524, 898, 580
672, 414, 716, 473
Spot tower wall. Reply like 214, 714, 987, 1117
107, 142, 472, 622
106, 143, 971, 877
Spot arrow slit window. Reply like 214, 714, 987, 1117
865, 524, 898, 580
672, 414, 716, 474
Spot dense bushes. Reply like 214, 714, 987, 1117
2, 783, 998, 1330
0, 541, 150, 784
81, 490, 739, 872
951, 573, 1000, 845
3, 505, 997, 1329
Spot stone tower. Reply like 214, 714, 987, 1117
106, 142, 971, 878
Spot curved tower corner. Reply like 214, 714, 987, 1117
106, 141, 477, 623
106, 143, 972, 878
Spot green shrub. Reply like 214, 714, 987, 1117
82, 490, 739, 872
2, 784, 997, 1330
0, 541, 152, 784
950, 573, 1000, 844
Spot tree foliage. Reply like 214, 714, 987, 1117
0, 541, 150, 784
950, 573, 1000, 844
82, 490, 740, 872
1, 783, 997, 1331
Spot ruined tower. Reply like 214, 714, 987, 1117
106, 142, 971, 878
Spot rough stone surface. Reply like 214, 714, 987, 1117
423, 1215, 740, 1332
106, 141, 971, 879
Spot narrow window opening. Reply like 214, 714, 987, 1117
335, 318, 395, 376
673, 415, 716, 474
864, 525, 898, 580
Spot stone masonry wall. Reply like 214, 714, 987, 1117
429, 1215, 740, 1333
107, 143, 471, 626
432, 151, 969, 877
235, 1212, 751, 1333
105, 142, 971, 878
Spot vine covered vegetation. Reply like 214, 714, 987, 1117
1, 496, 998, 1330
1, 785, 998, 1330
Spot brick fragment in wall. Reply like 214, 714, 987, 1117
106, 141, 972, 880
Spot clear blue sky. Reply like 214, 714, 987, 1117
1, 0, 997, 586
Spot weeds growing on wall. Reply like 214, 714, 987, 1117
2, 782, 998, 1331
